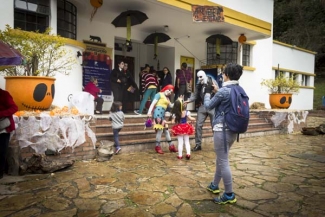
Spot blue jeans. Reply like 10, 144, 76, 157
138, 88, 157, 113
113, 128, 121, 148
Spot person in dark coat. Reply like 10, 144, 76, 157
0, 88, 18, 179
110, 60, 139, 113
161, 67, 172, 89
123, 62, 140, 111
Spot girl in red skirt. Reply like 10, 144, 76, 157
170, 98, 195, 160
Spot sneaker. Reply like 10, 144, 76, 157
134, 110, 142, 115
115, 147, 121, 154
207, 182, 220, 194
213, 193, 237, 204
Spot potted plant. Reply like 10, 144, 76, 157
260, 73, 300, 109
0, 25, 76, 111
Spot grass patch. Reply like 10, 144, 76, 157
313, 78, 325, 109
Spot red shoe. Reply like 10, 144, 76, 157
169, 144, 178, 152
186, 154, 191, 160
155, 146, 164, 154
177, 156, 183, 160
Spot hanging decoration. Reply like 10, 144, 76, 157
154, 36, 158, 59
143, 32, 171, 59
90, 0, 103, 21
111, 10, 148, 50
216, 38, 221, 56
238, 34, 247, 44
126, 15, 131, 47
238, 34, 247, 52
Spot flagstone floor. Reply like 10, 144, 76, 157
1, 132, 324, 217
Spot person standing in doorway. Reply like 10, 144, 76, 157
134, 70, 158, 115
161, 67, 172, 89
122, 62, 140, 113
0, 88, 18, 179
110, 60, 137, 113
177, 62, 192, 101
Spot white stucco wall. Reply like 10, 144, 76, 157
272, 43, 315, 110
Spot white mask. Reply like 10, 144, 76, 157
197, 70, 208, 84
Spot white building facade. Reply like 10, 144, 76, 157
0, 0, 315, 110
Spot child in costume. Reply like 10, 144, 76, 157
170, 98, 195, 160
109, 101, 124, 154
147, 84, 178, 154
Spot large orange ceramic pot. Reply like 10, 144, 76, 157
269, 93, 292, 109
5, 76, 55, 111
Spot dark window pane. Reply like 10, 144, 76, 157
14, 11, 25, 20
26, 13, 36, 22
57, 0, 77, 40
26, 22, 36, 31
38, 16, 47, 25
14, 20, 25, 30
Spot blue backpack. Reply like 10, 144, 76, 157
222, 84, 250, 152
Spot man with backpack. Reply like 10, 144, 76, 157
184, 70, 218, 151
203, 63, 249, 205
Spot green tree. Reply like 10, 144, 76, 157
273, 0, 325, 77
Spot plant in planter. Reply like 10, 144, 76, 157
261, 73, 300, 109
0, 25, 76, 110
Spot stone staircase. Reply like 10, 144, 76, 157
92, 112, 281, 153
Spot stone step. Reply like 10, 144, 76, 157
93, 112, 280, 153
96, 119, 272, 133
97, 128, 282, 154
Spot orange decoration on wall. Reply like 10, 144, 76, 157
238, 34, 247, 44
90, 0, 103, 21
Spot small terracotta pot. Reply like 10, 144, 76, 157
269, 93, 292, 109
5, 76, 56, 111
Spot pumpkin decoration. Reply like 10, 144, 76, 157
269, 93, 293, 109
5, 76, 55, 111
90, 0, 103, 21
238, 34, 247, 44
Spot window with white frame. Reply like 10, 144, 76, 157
242, 44, 251, 66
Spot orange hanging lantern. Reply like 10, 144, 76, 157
238, 34, 247, 44
90, 0, 103, 21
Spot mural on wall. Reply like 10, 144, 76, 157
192, 5, 224, 22
82, 42, 113, 102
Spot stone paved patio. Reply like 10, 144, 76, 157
1, 132, 324, 217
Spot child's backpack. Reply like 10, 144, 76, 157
222, 84, 250, 152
